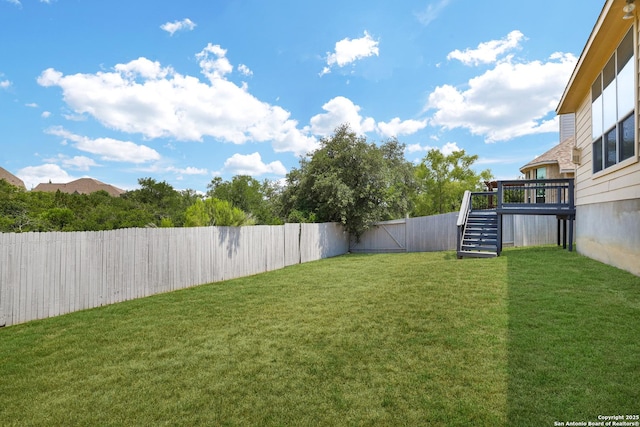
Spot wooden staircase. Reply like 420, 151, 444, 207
458, 210, 498, 258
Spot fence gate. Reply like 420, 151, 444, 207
349, 219, 406, 253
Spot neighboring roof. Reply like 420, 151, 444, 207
0, 167, 26, 189
557, 0, 634, 114
33, 178, 126, 197
520, 136, 576, 175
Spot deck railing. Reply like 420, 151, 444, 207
456, 191, 472, 255
496, 179, 575, 215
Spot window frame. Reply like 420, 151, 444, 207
591, 27, 636, 174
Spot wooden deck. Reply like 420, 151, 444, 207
457, 179, 576, 258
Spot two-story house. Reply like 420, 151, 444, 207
556, 0, 639, 275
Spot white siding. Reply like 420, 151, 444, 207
574, 24, 640, 208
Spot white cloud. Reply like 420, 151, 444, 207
310, 96, 375, 136
223, 152, 287, 176
321, 31, 379, 76
377, 117, 427, 137
426, 51, 576, 142
114, 57, 173, 80
41, 111, 51, 118
405, 141, 459, 155
160, 18, 196, 36
175, 166, 208, 175
447, 30, 525, 66
17, 164, 74, 190
167, 166, 209, 181
197, 43, 233, 80
38, 45, 318, 157
45, 127, 161, 163
440, 141, 461, 155
62, 155, 97, 170
1, 80, 11, 89
26, 102, 38, 108
406, 143, 429, 154
44, 154, 98, 171
63, 112, 87, 121
415, 0, 451, 26
238, 64, 253, 76
475, 154, 533, 166
5, 0, 21, 6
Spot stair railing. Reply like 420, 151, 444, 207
456, 190, 472, 257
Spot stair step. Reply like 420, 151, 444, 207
457, 250, 497, 259
459, 208, 499, 259
463, 239, 497, 245
464, 234, 497, 239
464, 231, 496, 236
462, 245, 498, 252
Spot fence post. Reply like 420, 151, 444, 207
497, 182, 503, 255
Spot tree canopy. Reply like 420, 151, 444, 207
0, 127, 492, 235
206, 175, 282, 225
412, 148, 492, 216
184, 198, 254, 227
280, 124, 415, 240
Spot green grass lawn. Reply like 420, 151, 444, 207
1, 247, 639, 426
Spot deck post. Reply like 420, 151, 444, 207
498, 213, 503, 255
497, 182, 503, 256
568, 216, 574, 252
557, 217, 561, 246
568, 179, 575, 252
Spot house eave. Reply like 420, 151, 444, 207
557, 0, 635, 114
519, 160, 558, 174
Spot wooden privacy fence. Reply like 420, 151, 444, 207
0, 223, 349, 327
350, 213, 566, 253
0, 213, 572, 327
349, 213, 459, 253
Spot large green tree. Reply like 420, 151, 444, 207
122, 177, 198, 227
206, 175, 282, 225
412, 148, 492, 216
281, 124, 415, 240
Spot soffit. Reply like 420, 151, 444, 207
557, 0, 635, 114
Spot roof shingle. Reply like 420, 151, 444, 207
0, 167, 26, 189
520, 136, 575, 175
33, 178, 125, 197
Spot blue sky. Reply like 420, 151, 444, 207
1, 0, 604, 192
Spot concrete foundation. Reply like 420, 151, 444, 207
576, 199, 640, 277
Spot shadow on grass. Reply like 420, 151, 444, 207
505, 247, 640, 426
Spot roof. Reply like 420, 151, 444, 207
0, 167, 26, 189
33, 178, 126, 197
520, 136, 576, 175
557, 0, 634, 114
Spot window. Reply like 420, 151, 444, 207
591, 28, 636, 173
536, 167, 546, 203
536, 167, 546, 180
